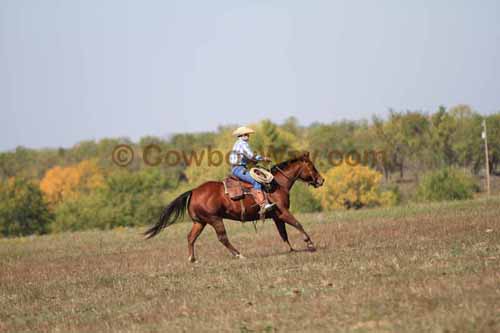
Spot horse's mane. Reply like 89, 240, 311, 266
270, 156, 302, 174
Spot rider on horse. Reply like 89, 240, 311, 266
229, 126, 276, 213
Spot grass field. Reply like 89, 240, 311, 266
1, 197, 499, 332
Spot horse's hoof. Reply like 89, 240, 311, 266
307, 245, 317, 252
188, 256, 197, 263
236, 254, 246, 259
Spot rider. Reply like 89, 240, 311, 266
229, 126, 276, 213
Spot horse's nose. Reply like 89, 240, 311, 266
317, 177, 325, 186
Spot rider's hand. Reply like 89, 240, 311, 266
262, 157, 272, 162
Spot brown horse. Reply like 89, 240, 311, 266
144, 151, 325, 262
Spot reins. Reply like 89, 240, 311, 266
274, 161, 315, 187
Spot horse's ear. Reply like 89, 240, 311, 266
298, 150, 309, 161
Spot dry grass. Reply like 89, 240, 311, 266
1, 197, 499, 332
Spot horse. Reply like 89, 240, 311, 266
144, 151, 325, 262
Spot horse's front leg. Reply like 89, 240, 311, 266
277, 209, 316, 251
271, 215, 295, 252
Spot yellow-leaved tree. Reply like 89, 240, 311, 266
313, 163, 398, 210
40, 160, 105, 206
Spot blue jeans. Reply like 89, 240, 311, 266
232, 166, 261, 190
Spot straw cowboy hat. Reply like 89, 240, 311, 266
232, 126, 255, 137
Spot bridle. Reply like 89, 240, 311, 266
274, 160, 317, 187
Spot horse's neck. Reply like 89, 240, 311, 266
274, 163, 301, 192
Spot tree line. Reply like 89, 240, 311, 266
1, 105, 498, 237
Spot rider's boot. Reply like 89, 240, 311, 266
250, 188, 276, 214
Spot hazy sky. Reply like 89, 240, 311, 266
1, 0, 499, 151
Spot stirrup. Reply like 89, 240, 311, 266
260, 202, 276, 213
265, 202, 276, 210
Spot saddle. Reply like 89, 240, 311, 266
222, 175, 254, 200
222, 175, 273, 224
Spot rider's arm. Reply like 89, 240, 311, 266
241, 141, 262, 161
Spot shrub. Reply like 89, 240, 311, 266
313, 163, 395, 210
0, 178, 53, 237
416, 167, 477, 202
51, 169, 174, 232
380, 184, 401, 206
290, 182, 321, 213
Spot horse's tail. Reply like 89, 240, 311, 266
144, 190, 192, 239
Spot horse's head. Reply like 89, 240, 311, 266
296, 152, 324, 188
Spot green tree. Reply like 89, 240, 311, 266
373, 114, 405, 179
448, 105, 483, 173
52, 168, 175, 232
485, 114, 500, 174
183, 128, 235, 184
281, 116, 301, 137
0, 178, 53, 237
305, 121, 361, 171
374, 111, 432, 180
430, 106, 455, 167
252, 120, 299, 162
0, 147, 40, 180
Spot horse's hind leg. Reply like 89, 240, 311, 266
187, 222, 206, 263
210, 219, 244, 259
